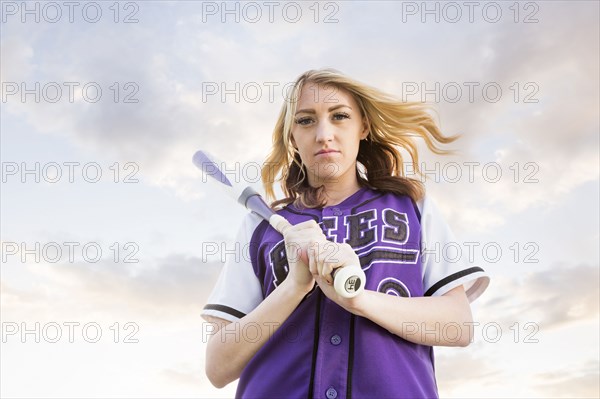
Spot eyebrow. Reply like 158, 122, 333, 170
295, 104, 352, 115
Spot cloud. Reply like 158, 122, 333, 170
0, 36, 35, 84
3, 2, 597, 213
476, 263, 599, 330
1, 254, 223, 321
160, 364, 204, 387
404, 2, 599, 227
1, 10, 287, 202
534, 360, 600, 398
159, 362, 239, 398
436, 347, 501, 394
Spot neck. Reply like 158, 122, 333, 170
321, 182, 362, 206
309, 168, 362, 206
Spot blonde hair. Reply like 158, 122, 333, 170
261, 68, 457, 209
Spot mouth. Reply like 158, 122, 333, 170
315, 149, 340, 156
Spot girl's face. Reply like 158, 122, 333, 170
291, 83, 368, 188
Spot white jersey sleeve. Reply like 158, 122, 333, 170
417, 195, 490, 303
201, 212, 265, 322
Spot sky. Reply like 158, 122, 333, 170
1, 0, 599, 398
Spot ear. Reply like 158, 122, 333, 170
360, 116, 370, 140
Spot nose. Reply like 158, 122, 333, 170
315, 120, 334, 143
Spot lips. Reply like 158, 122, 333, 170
315, 149, 340, 156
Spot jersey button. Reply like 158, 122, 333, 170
330, 334, 342, 346
326, 387, 338, 399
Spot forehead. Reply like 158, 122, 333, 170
296, 82, 357, 110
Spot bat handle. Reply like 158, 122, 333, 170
268, 214, 366, 298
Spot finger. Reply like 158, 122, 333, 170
322, 264, 334, 285
271, 216, 292, 235
283, 226, 321, 247
308, 243, 318, 276
313, 241, 331, 285
322, 241, 340, 284
291, 219, 319, 231
286, 223, 325, 239
280, 223, 315, 243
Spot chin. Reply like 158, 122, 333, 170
308, 164, 341, 181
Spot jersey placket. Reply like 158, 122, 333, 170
312, 206, 351, 399
313, 297, 351, 399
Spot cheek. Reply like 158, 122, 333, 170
292, 135, 310, 153
347, 137, 362, 156
290, 129, 306, 147
291, 137, 311, 163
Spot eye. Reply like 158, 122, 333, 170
332, 112, 350, 121
294, 116, 313, 126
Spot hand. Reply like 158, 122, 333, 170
308, 240, 365, 306
281, 219, 325, 294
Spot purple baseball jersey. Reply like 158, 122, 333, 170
202, 187, 489, 398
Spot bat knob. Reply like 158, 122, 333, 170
333, 265, 366, 298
